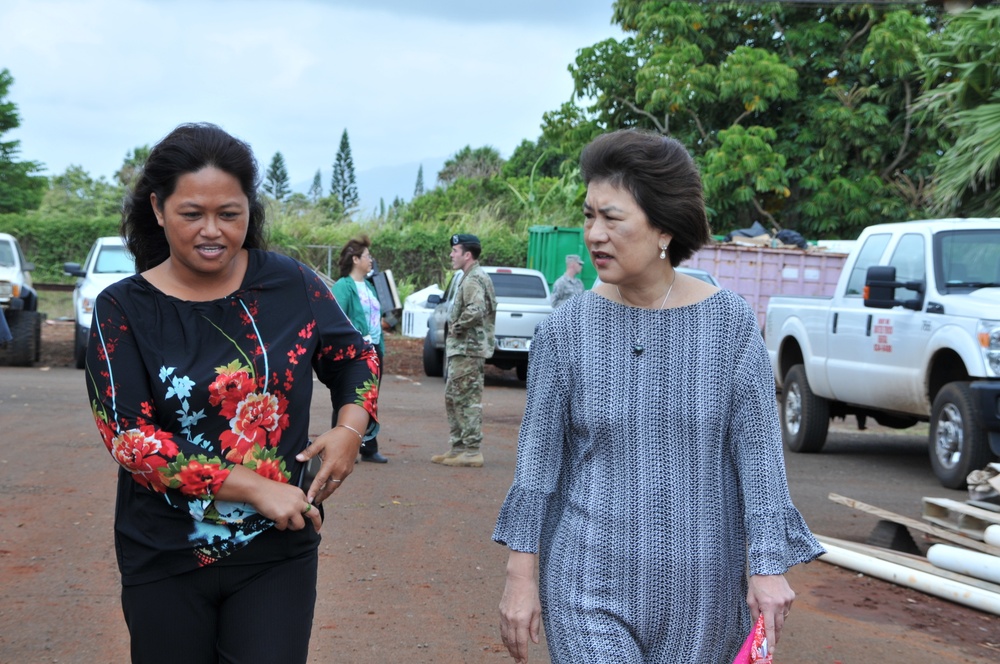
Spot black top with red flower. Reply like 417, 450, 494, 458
86, 249, 379, 585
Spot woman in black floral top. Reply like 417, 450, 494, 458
85, 123, 378, 663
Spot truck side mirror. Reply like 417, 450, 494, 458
63, 262, 85, 278
426, 294, 442, 306
864, 265, 924, 311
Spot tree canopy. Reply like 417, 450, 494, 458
438, 145, 505, 186
0, 68, 46, 213
264, 151, 291, 200
540, 1, 949, 238
330, 129, 359, 211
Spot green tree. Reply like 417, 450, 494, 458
502, 138, 565, 179
437, 145, 505, 186
308, 169, 323, 203
413, 164, 425, 198
920, 6, 1000, 216
0, 68, 46, 213
40, 165, 121, 218
330, 129, 359, 211
114, 145, 150, 189
552, 1, 944, 237
264, 151, 291, 200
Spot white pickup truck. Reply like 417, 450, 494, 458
765, 218, 1000, 488
423, 266, 552, 381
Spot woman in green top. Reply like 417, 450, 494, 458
331, 236, 387, 463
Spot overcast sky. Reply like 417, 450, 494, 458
1, 0, 622, 206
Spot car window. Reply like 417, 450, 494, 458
95, 246, 135, 274
488, 273, 547, 298
887, 233, 925, 301
845, 233, 891, 296
938, 229, 1000, 291
0, 241, 14, 267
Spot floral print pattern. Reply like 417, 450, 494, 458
86, 251, 378, 584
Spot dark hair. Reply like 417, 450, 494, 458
579, 129, 710, 266
338, 236, 371, 278
456, 243, 482, 260
121, 123, 267, 271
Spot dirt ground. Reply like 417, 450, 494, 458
3, 321, 999, 663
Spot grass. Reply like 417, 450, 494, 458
37, 289, 75, 321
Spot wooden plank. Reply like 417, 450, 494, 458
815, 534, 1000, 595
827, 493, 1000, 557
922, 497, 1000, 540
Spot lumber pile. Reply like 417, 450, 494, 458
820, 490, 1000, 616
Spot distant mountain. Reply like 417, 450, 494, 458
290, 157, 448, 214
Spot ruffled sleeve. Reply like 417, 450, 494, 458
726, 303, 825, 574
493, 318, 570, 552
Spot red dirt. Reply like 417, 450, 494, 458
3, 321, 999, 663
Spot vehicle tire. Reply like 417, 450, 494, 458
74, 323, 87, 369
422, 333, 443, 377
0, 310, 41, 367
780, 364, 829, 453
515, 362, 528, 382
929, 382, 992, 489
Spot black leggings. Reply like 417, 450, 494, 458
121, 549, 318, 664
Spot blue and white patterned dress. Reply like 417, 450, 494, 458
493, 289, 824, 663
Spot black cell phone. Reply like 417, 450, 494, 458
298, 442, 322, 489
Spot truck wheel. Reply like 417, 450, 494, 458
781, 364, 829, 453
515, 362, 527, 382
0, 310, 41, 367
74, 323, 87, 369
929, 382, 991, 489
422, 333, 443, 377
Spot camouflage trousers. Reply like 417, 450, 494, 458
445, 355, 485, 451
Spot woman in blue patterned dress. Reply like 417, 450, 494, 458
86, 123, 378, 663
494, 129, 824, 663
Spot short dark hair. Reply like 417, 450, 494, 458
457, 243, 482, 260
121, 123, 267, 272
338, 236, 371, 278
579, 129, 710, 266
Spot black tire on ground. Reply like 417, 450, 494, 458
0, 310, 42, 367
74, 322, 87, 369
929, 381, 992, 489
780, 364, 829, 453
422, 333, 444, 377
515, 362, 527, 382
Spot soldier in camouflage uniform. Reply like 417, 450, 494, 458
432, 234, 497, 467
550, 254, 585, 308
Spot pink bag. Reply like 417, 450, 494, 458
731, 613, 772, 664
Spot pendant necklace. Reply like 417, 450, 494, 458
616, 271, 676, 356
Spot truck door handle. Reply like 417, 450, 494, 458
511, 313, 523, 318
832, 313, 838, 334
866, 314, 873, 337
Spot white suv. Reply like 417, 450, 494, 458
63, 236, 136, 368
0, 232, 41, 366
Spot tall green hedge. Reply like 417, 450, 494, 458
0, 212, 120, 282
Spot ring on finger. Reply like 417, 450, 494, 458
329, 478, 343, 484
302, 504, 312, 513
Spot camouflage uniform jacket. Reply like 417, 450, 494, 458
446, 262, 497, 359
550, 274, 584, 308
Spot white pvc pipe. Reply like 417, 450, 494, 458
927, 544, 1000, 585
986, 525, 1000, 548
819, 543, 1000, 616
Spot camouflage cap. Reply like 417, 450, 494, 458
451, 233, 481, 248
566, 254, 584, 265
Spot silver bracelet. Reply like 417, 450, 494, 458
336, 423, 364, 443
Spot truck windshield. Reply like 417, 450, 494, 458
95, 246, 136, 274
937, 230, 1000, 292
488, 273, 547, 298
0, 242, 14, 267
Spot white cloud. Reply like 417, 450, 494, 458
0, 0, 620, 205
